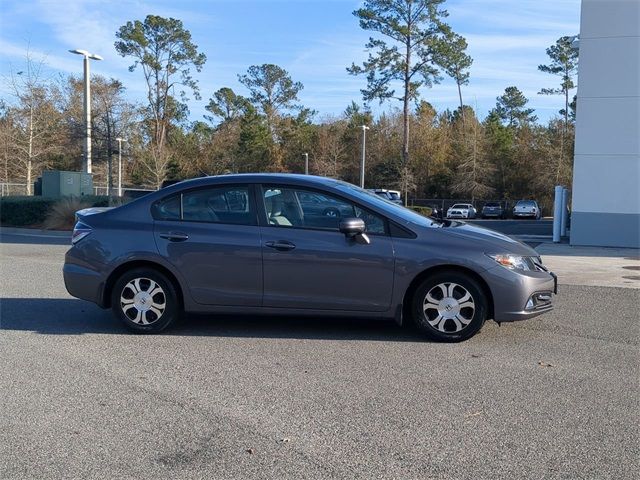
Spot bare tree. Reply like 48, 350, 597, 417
3, 51, 61, 194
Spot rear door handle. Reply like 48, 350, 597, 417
265, 240, 296, 251
159, 232, 189, 242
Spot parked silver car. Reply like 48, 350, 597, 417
64, 174, 557, 342
447, 203, 477, 219
513, 200, 542, 219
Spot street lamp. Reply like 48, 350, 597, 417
69, 49, 103, 174
360, 125, 370, 188
115, 137, 126, 197
303, 152, 309, 175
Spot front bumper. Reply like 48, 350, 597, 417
482, 266, 557, 322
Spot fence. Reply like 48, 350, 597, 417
410, 198, 513, 211
0, 182, 155, 198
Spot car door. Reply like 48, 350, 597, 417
152, 184, 262, 306
259, 185, 395, 312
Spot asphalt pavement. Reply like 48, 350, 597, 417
1, 232, 638, 479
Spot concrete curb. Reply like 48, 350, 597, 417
0, 226, 71, 237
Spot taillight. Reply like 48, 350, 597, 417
71, 221, 92, 244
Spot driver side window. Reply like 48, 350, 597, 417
262, 186, 386, 234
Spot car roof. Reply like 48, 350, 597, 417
158, 174, 346, 194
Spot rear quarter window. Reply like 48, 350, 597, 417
152, 195, 181, 220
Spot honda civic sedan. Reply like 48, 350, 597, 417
64, 174, 557, 342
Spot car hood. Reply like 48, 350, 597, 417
435, 221, 537, 256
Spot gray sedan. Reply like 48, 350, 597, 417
64, 174, 557, 342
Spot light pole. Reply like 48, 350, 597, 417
360, 125, 369, 188
115, 137, 126, 197
69, 49, 103, 174
303, 152, 309, 175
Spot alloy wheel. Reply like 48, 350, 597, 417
120, 277, 166, 325
422, 282, 475, 333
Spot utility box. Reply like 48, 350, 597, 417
41, 170, 93, 198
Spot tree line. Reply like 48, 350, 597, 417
0, 1, 578, 211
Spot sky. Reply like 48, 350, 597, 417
0, 0, 581, 124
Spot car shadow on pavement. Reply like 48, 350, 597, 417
0, 298, 426, 342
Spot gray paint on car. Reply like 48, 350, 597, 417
63, 174, 557, 334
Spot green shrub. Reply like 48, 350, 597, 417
409, 206, 433, 217
0, 195, 110, 228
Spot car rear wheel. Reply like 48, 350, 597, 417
111, 268, 180, 333
411, 271, 487, 342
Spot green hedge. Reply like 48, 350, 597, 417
409, 206, 433, 217
0, 195, 110, 227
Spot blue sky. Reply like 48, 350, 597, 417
0, 0, 580, 124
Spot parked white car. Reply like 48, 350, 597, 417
446, 203, 477, 219
368, 189, 403, 205
513, 200, 541, 219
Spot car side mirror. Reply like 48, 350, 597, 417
339, 217, 370, 245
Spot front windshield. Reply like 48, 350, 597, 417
332, 180, 442, 228
451, 204, 468, 209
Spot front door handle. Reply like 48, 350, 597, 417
265, 240, 296, 251
159, 232, 189, 242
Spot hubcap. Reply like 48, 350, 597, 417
120, 278, 166, 325
423, 282, 475, 333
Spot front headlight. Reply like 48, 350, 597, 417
487, 254, 535, 271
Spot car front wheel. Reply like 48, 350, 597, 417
111, 268, 180, 333
411, 271, 487, 342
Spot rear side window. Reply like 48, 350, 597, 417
153, 195, 181, 220
152, 185, 256, 225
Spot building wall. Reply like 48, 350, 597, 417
571, 0, 640, 248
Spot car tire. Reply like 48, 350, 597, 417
111, 268, 180, 334
411, 271, 487, 342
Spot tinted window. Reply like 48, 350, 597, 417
485, 202, 500, 207
263, 186, 386, 234
516, 201, 536, 207
153, 195, 181, 220
183, 186, 253, 224
333, 181, 442, 228
153, 186, 255, 225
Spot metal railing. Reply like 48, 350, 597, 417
0, 182, 155, 198
0, 183, 29, 196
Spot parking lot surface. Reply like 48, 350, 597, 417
1, 234, 638, 479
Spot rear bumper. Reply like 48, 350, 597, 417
513, 212, 537, 217
63, 257, 106, 307
482, 266, 557, 322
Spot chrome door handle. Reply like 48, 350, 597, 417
159, 232, 189, 242
265, 240, 296, 251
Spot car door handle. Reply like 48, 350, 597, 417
159, 232, 189, 242
265, 240, 296, 251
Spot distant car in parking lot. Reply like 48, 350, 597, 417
513, 200, 541, 219
446, 203, 477, 219
369, 189, 403, 205
63, 174, 557, 342
481, 202, 506, 219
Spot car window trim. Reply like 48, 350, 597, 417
257, 183, 390, 236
